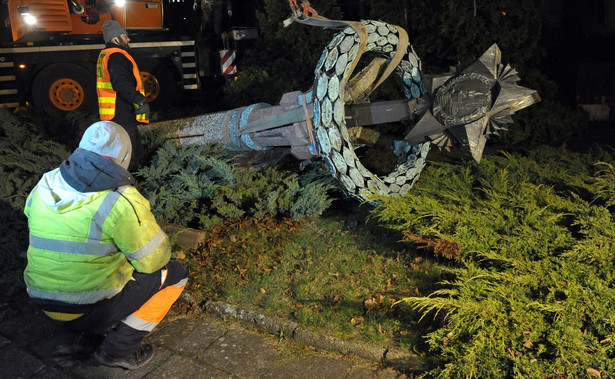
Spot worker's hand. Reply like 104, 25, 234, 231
134, 100, 150, 123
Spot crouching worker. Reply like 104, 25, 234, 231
23, 121, 188, 370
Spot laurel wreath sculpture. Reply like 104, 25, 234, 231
311, 19, 431, 200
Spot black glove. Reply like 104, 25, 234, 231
134, 100, 150, 123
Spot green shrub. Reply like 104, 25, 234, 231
370, 146, 615, 377
136, 142, 335, 229
0, 108, 71, 297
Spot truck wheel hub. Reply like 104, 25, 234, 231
49, 78, 84, 111
140, 72, 160, 102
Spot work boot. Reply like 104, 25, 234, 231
52, 331, 104, 359
74, 332, 105, 359
94, 343, 155, 370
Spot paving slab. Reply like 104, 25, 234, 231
145, 317, 205, 349
0, 343, 47, 378
347, 365, 405, 379
262, 355, 355, 378
152, 318, 227, 358
69, 347, 174, 379
145, 352, 231, 378
196, 328, 282, 377
0, 307, 64, 347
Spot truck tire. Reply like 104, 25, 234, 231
138, 61, 176, 112
31, 63, 97, 113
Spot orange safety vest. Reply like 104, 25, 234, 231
96, 48, 149, 123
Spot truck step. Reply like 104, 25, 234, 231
180, 44, 199, 91
0, 61, 21, 109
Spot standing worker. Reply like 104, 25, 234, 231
97, 20, 150, 172
23, 121, 188, 369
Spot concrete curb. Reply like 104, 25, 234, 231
203, 300, 428, 372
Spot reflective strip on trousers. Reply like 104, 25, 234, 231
122, 277, 188, 332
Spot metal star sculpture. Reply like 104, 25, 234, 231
406, 44, 540, 162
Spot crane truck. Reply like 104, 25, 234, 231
0, 0, 256, 113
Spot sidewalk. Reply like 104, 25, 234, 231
0, 293, 419, 378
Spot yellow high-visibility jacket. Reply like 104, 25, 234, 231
24, 151, 169, 305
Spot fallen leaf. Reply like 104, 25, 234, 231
586, 368, 601, 378
363, 295, 384, 313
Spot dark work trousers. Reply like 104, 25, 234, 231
112, 117, 143, 172
35, 261, 188, 358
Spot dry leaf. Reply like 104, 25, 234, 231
586, 368, 601, 378
363, 294, 384, 313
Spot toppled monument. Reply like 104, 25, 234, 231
149, 4, 540, 201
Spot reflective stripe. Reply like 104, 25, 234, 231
123, 314, 157, 332
98, 96, 115, 103
124, 229, 167, 261
89, 189, 126, 240
43, 310, 84, 321
173, 278, 189, 287
29, 235, 118, 255
90, 191, 119, 240
96, 82, 113, 89
99, 108, 115, 115
28, 285, 124, 304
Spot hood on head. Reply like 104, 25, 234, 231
79, 121, 132, 170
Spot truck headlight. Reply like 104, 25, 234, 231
18, 6, 37, 25
23, 14, 37, 25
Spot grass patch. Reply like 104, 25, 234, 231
182, 208, 446, 351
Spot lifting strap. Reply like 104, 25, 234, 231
284, 1, 409, 103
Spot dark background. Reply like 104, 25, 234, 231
171, 0, 615, 129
